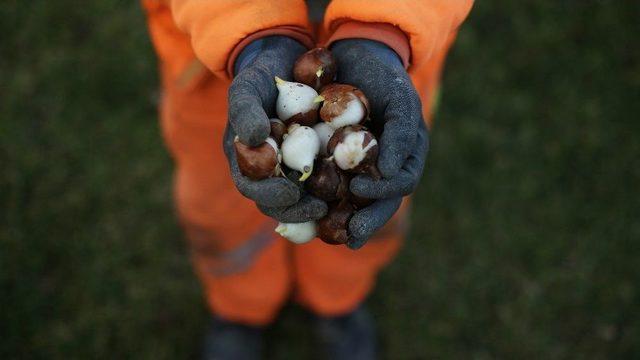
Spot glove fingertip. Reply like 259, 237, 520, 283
349, 176, 373, 197
253, 179, 300, 207
229, 96, 271, 147
300, 195, 329, 220
348, 213, 370, 241
346, 221, 368, 249
237, 121, 271, 147
312, 199, 329, 219
258, 195, 328, 223
347, 237, 367, 250
273, 183, 301, 206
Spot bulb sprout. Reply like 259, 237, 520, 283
299, 165, 313, 181
275, 224, 287, 235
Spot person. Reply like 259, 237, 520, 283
142, 0, 473, 358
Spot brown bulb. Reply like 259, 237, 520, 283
316, 84, 370, 129
318, 200, 354, 245
269, 118, 286, 145
306, 158, 349, 202
294, 48, 337, 90
234, 136, 281, 180
327, 125, 380, 179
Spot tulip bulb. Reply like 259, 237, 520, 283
275, 221, 317, 244
293, 48, 337, 90
281, 124, 320, 181
234, 136, 281, 180
316, 84, 370, 130
306, 158, 349, 202
318, 201, 354, 245
275, 77, 319, 127
269, 118, 286, 145
327, 125, 380, 178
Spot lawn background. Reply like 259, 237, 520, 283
1, 1, 639, 358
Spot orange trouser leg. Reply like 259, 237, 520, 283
293, 200, 409, 316
148, 2, 295, 326
160, 72, 292, 326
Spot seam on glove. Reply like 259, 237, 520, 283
226, 26, 315, 78
324, 20, 411, 68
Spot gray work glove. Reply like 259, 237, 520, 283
331, 39, 430, 249
224, 36, 328, 222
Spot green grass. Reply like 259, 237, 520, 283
1, 1, 639, 358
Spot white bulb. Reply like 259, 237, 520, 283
275, 77, 319, 122
313, 122, 335, 156
264, 137, 282, 163
327, 97, 365, 129
275, 221, 317, 244
333, 131, 377, 170
282, 124, 320, 180
264, 137, 279, 152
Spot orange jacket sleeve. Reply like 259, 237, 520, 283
169, 0, 314, 79
323, 0, 474, 69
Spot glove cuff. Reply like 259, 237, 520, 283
228, 27, 314, 77
324, 21, 411, 69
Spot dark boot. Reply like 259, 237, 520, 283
314, 305, 377, 360
202, 316, 264, 360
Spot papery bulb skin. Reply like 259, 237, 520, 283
234, 136, 281, 180
269, 118, 286, 145
327, 125, 380, 178
318, 200, 354, 245
293, 48, 337, 90
275, 77, 319, 127
316, 84, 370, 130
306, 158, 350, 202
281, 123, 321, 181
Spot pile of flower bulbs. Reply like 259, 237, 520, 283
234, 48, 381, 245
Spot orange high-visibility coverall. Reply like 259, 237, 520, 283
142, 0, 473, 326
